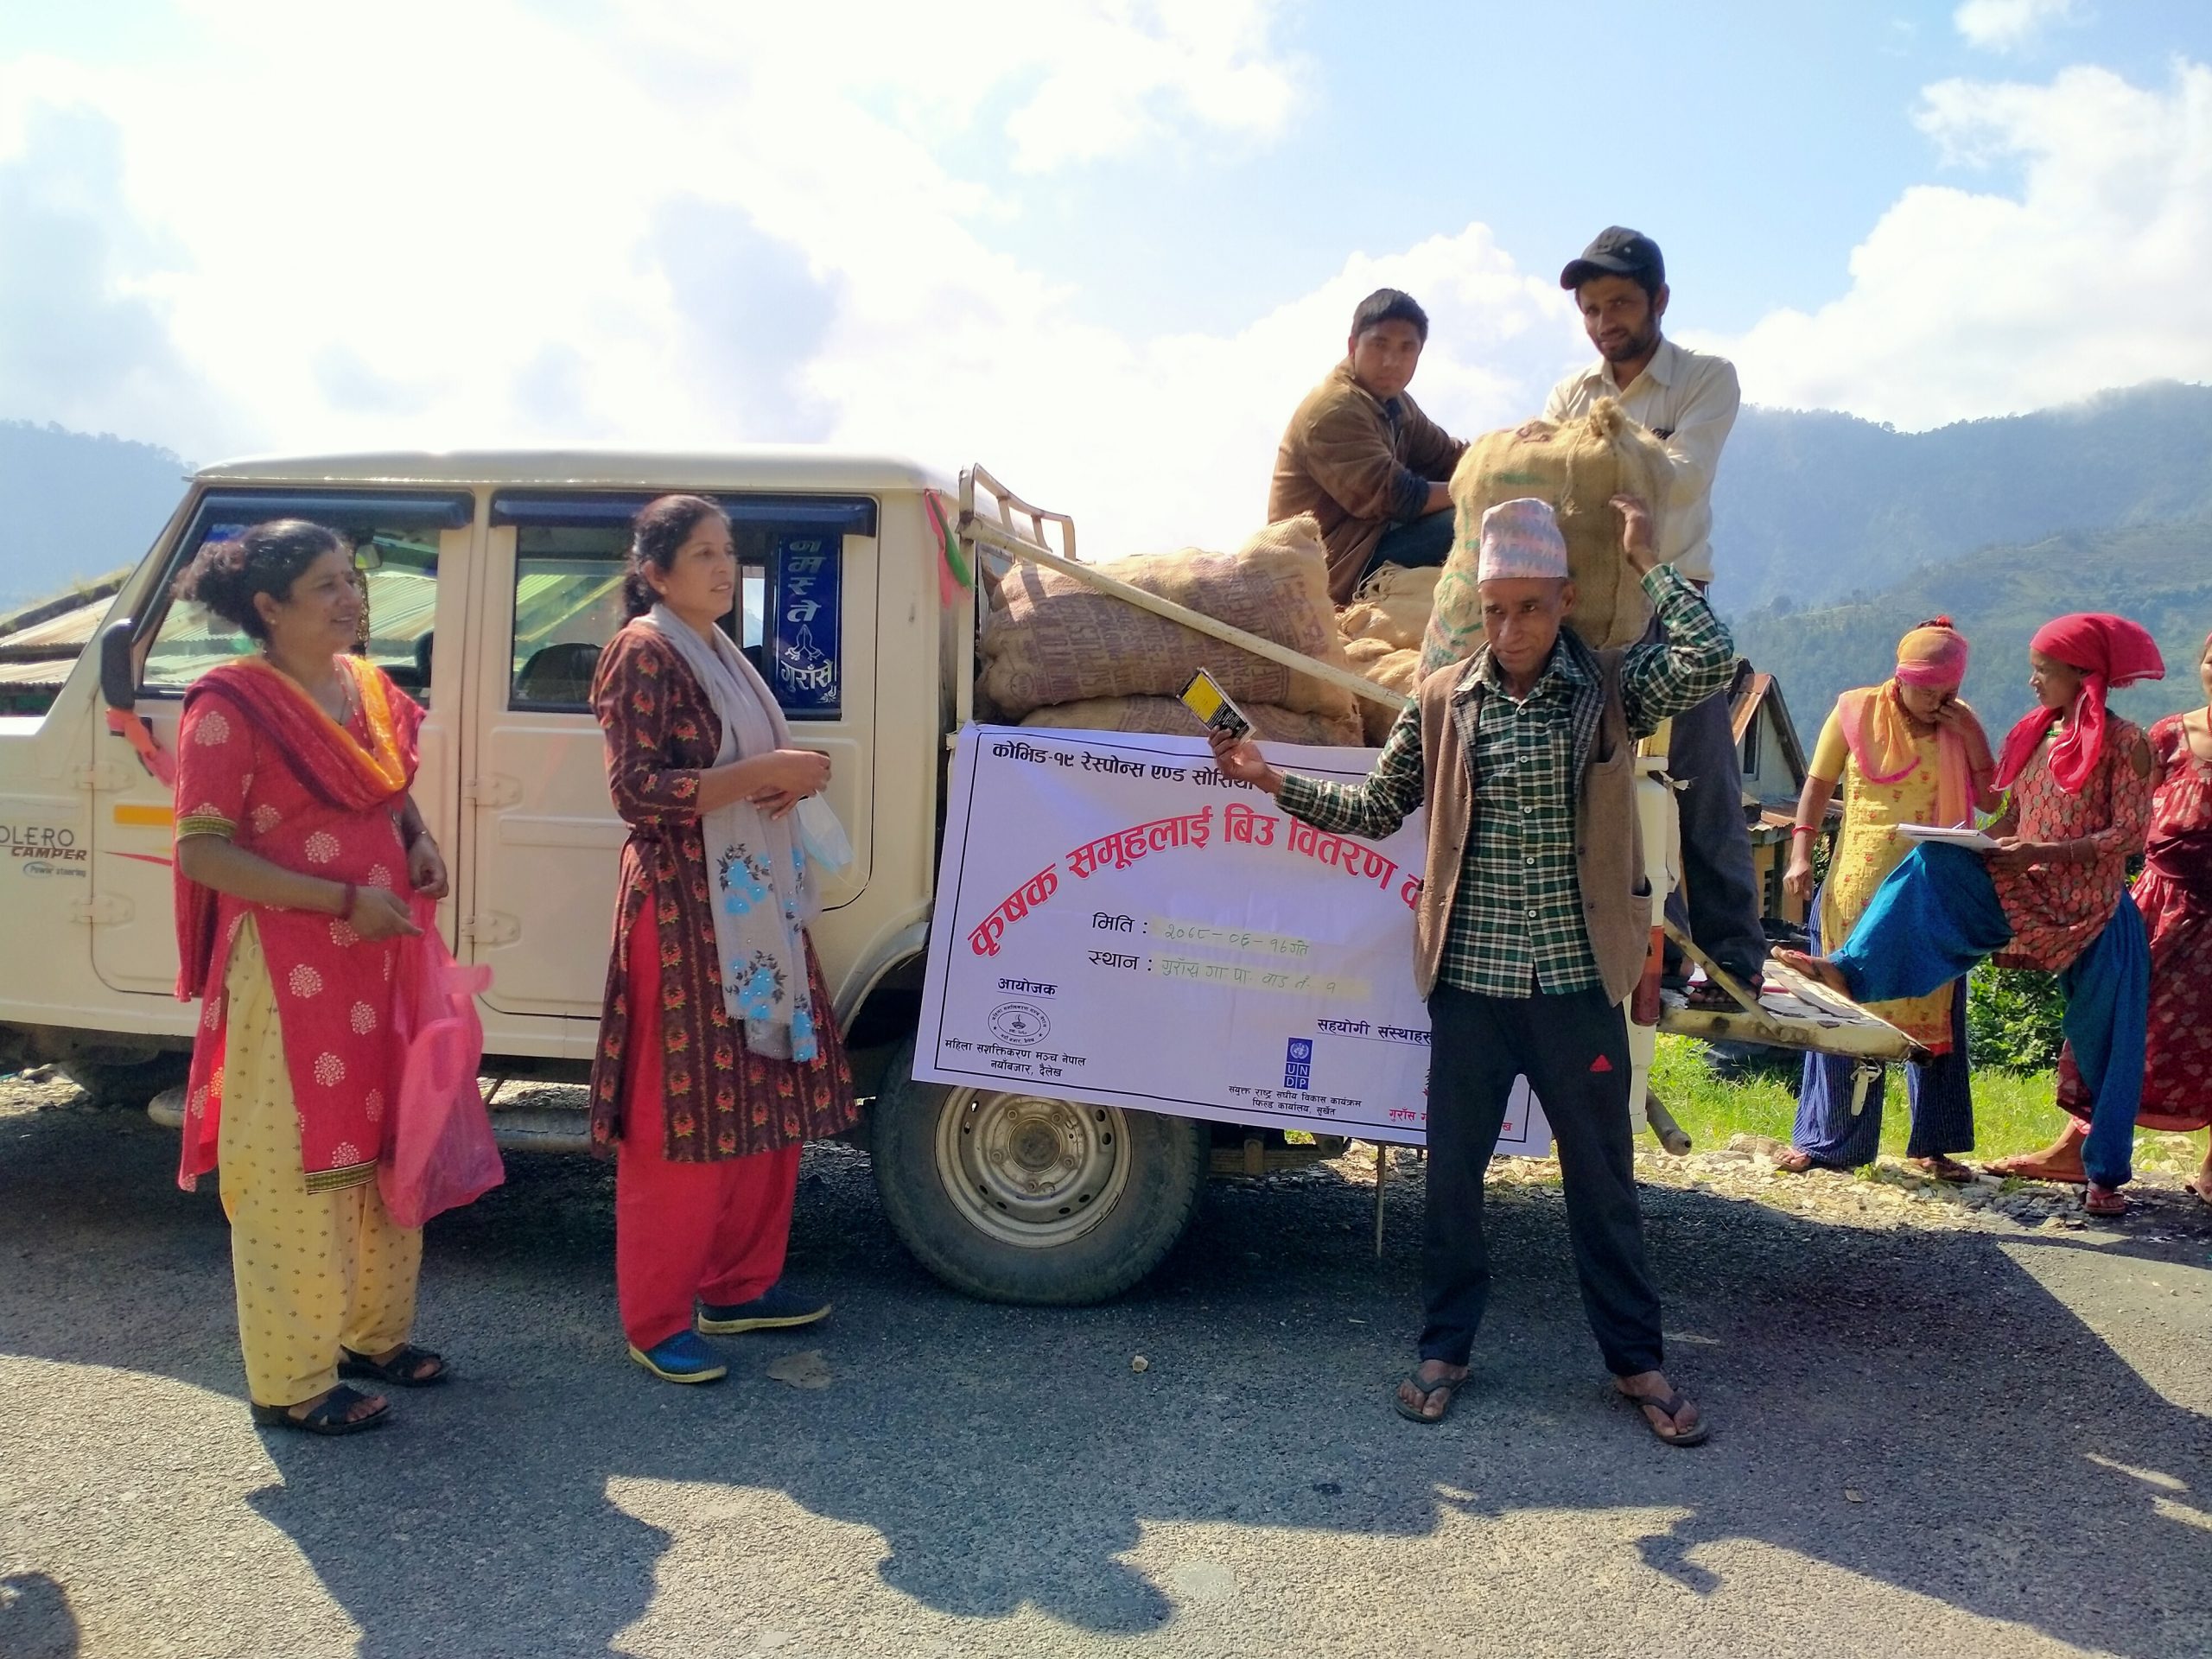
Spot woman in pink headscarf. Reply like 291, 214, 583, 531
1781, 613, 2161, 1215
1777, 619, 1998, 1179
2020, 630, 2212, 1202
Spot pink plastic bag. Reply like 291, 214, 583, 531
378, 897, 503, 1229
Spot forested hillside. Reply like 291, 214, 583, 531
1730, 517, 2212, 741
0, 423, 187, 607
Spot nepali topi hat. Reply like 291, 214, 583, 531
1477, 498, 1570, 582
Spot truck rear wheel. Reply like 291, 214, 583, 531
60, 1052, 190, 1104
869, 1039, 1206, 1305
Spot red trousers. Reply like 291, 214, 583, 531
615, 906, 800, 1350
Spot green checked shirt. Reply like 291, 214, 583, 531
1278, 564, 1735, 998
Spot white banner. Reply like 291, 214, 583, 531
914, 726, 1552, 1152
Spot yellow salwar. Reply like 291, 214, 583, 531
1810, 712, 1955, 1049
217, 917, 421, 1408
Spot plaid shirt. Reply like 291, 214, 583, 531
1279, 565, 1734, 998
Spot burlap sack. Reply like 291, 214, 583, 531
1420, 398, 1671, 674
1020, 697, 1363, 748
1342, 635, 1395, 670
1343, 564, 1441, 652
1349, 648, 1425, 744
980, 515, 1356, 723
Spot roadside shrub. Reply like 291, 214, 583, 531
1967, 963, 2067, 1072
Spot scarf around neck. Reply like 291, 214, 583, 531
1992, 613, 2164, 797
637, 606, 820, 1062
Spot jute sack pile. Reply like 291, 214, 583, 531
979, 514, 1357, 727
1020, 698, 1362, 747
1337, 643, 1423, 743
1337, 563, 1441, 654
1419, 397, 1671, 677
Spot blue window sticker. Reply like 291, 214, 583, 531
772, 532, 840, 715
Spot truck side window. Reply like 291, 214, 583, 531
139, 493, 467, 704
508, 524, 767, 711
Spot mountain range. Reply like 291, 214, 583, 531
3, 390, 2209, 741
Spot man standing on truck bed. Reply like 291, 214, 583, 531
1210, 494, 1729, 1446
1544, 226, 1763, 1007
1270, 288, 1468, 605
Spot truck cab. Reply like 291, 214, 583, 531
0, 448, 1215, 1305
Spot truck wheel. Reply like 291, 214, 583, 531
60, 1052, 190, 1104
870, 1039, 1207, 1305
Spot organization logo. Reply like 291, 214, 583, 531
1283, 1037, 1313, 1091
988, 1002, 1052, 1046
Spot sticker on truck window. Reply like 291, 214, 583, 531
772, 532, 840, 715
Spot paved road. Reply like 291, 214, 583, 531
3, 1082, 2210, 1659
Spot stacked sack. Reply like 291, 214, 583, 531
1420, 397, 1670, 675
1336, 563, 1438, 743
979, 513, 1365, 747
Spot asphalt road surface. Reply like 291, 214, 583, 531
4, 1080, 2210, 1659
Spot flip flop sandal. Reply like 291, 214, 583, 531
1984, 1155, 2088, 1185
1391, 1369, 1466, 1426
251, 1384, 391, 1437
339, 1344, 450, 1388
2084, 1184, 2128, 1217
1616, 1386, 1710, 1447
1910, 1155, 1976, 1185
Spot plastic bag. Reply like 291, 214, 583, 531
795, 793, 854, 873
378, 897, 504, 1230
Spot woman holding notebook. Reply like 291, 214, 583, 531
1777, 619, 1998, 1179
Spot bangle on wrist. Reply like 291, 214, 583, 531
1789, 824, 1818, 838
338, 880, 358, 918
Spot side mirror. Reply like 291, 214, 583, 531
99, 620, 138, 711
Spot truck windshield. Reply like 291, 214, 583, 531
139, 491, 470, 705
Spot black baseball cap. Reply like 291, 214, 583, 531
1560, 226, 1665, 290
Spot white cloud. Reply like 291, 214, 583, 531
0, 0, 1563, 563
1697, 62, 2212, 431
1953, 0, 2086, 54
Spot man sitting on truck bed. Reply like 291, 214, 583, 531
1269, 288, 1467, 606
1210, 493, 1730, 1447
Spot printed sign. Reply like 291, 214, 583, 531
1, 810, 91, 881
914, 727, 1553, 1152
771, 532, 840, 715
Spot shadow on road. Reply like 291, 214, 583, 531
3, 1097, 2210, 1656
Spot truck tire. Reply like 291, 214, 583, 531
60, 1052, 190, 1104
869, 1038, 1207, 1305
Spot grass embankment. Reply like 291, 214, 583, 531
1649, 1036, 2207, 1178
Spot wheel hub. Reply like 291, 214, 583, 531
934, 1089, 1131, 1249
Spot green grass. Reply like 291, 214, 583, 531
1649, 1035, 2206, 1176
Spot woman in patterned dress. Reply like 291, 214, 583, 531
2029, 631, 2212, 1202
1777, 620, 1998, 1179
169, 520, 452, 1435
1781, 613, 2162, 1216
588, 495, 859, 1384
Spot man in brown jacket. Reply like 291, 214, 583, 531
1269, 288, 1467, 604
1210, 495, 1732, 1447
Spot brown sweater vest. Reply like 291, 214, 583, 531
1410, 646, 1650, 1005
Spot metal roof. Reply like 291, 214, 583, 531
193, 446, 953, 495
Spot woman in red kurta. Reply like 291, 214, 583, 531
169, 520, 452, 1434
588, 495, 858, 1384
2053, 632, 2212, 1200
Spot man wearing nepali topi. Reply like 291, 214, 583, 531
1210, 494, 1734, 1446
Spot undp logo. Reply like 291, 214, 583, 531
1283, 1038, 1313, 1091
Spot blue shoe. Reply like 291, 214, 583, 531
628, 1330, 728, 1384
696, 1281, 831, 1334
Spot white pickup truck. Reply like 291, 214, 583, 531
0, 447, 1911, 1306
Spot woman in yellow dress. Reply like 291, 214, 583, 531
1777, 620, 1999, 1179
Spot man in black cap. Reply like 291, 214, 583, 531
1544, 226, 1762, 1004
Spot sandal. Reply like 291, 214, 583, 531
1984, 1152, 2088, 1185
251, 1384, 391, 1437
1616, 1384, 1709, 1447
1391, 1366, 1467, 1425
2084, 1184, 2128, 1217
339, 1344, 450, 1388
1909, 1154, 1975, 1185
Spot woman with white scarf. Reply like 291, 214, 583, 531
587, 495, 859, 1383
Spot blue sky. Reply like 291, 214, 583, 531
3, 0, 2209, 555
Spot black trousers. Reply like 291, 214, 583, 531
1420, 982, 1664, 1377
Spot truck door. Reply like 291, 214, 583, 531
461, 491, 877, 1025
90, 489, 475, 995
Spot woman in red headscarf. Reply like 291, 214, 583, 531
1777, 619, 1998, 1179
2026, 630, 2212, 1202
1780, 613, 2161, 1215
